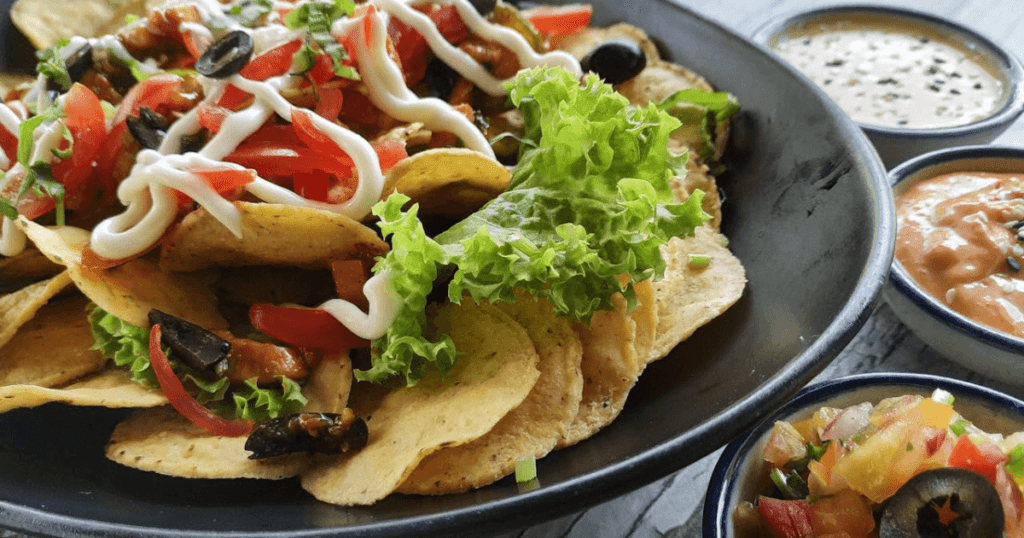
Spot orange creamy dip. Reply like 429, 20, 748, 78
896, 171, 1024, 336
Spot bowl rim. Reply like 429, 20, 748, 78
887, 144, 1024, 354
701, 372, 1024, 538
750, 4, 1024, 138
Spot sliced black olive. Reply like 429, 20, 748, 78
424, 58, 459, 101
179, 132, 207, 154
580, 39, 647, 85
245, 410, 368, 459
880, 468, 1003, 538
196, 30, 254, 79
126, 107, 169, 150
469, 0, 497, 15
64, 42, 94, 85
148, 309, 231, 370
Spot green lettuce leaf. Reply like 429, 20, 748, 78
360, 67, 711, 386
655, 87, 740, 166
87, 306, 307, 420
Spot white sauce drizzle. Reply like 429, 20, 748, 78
2, 0, 583, 341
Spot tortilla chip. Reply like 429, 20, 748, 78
381, 148, 511, 217
11, 0, 154, 48
558, 291, 641, 448
0, 246, 63, 292
0, 368, 165, 413
0, 293, 105, 388
553, 23, 661, 65
301, 301, 541, 505
0, 270, 72, 349
106, 406, 309, 480
159, 202, 388, 272
647, 227, 746, 363
673, 159, 722, 231
398, 293, 583, 494
17, 218, 227, 329
629, 279, 657, 371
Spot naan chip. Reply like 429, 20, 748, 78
107, 406, 309, 480
647, 226, 746, 364
398, 293, 583, 494
301, 301, 540, 505
16, 218, 226, 329
159, 202, 388, 272
382, 148, 512, 218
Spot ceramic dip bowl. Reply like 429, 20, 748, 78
753, 5, 1024, 169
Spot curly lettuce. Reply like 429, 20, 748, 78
359, 67, 713, 386
88, 306, 306, 421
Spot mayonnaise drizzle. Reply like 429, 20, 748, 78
2, 0, 584, 340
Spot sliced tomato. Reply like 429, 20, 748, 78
249, 304, 369, 350
241, 39, 303, 81
291, 108, 355, 167
112, 73, 186, 126
181, 29, 212, 61
173, 167, 255, 207
196, 101, 231, 133
314, 87, 344, 121
148, 324, 254, 437
757, 497, 813, 538
373, 138, 408, 172
388, 4, 470, 85
293, 169, 331, 202
522, 4, 593, 35
949, 435, 1006, 484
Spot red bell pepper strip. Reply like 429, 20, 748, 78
249, 304, 369, 351
148, 324, 254, 437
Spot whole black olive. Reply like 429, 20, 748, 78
880, 468, 1004, 538
469, 0, 497, 15
196, 30, 254, 79
580, 38, 647, 85
148, 309, 231, 370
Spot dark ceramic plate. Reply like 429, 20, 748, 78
0, 1, 893, 536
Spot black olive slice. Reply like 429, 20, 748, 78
580, 38, 647, 85
880, 468, 1004, 538
424, 58, 459, 101
469, 0, 497, 15
126, 107, 167, 150
196, 30, 254, 79
64, 42, 94, 85
147, 309, 231, 370
245, 411, 369, 459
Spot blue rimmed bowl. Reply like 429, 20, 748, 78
884, 145, 1024, 383
703, 372, 1024, 538
752, 5, 1024, 169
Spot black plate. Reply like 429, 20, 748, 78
0, 0, 893, 536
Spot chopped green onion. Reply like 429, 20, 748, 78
36, 39, 72, 91
1007, 445, 1024, 478
0, 199, 17, 219
769, 467, 809, 500
806, 441, 829, 461
515, 457, 537, 483
688, 254, 711, 268
123, 14, 139, 24
950, 419, 970, 437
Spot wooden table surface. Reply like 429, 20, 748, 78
500, 0, 1024, 537
2, 1, 1022, 537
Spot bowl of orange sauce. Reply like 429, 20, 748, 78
885, 145, 1024, 382
753, 6, 1024, 169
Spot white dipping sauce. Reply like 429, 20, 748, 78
771, 14, 1007, 129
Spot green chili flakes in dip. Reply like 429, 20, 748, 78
770, 13, 1007, 129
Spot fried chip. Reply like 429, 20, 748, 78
398, 293, 583, 494
673, 160, 722, 230
552, 23, 661, 65
0, 293, 104, 389
558, 290, 643, 448
0, 245, 62, 292
16, 218, 226, 329
106, 406, 309, 480
159, 202, 388, 272
381, 148, 511, 217
0, 369, 165, 413
0, 270, 72, 349
12, 0, 139, 48
301, 301, 541, 505
302, 352, 354, 414
647, 226, 746, 364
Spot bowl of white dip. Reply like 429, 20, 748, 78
753, 6, 1024, 169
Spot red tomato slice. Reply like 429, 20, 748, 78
293, 170, 331, 202
314, 87, 344, 121
249, 304, 369, 350
373, 138, 407, 173
948, 435, 1006, 484
196, 101, 231, 132
173, 167, 255, 207
148, 324, 253, 437
291, 109, 355, 167
113, 73, 186, 126
240, 40, 302, 81
522, 4, 593, 35
757, 497, 814, 538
